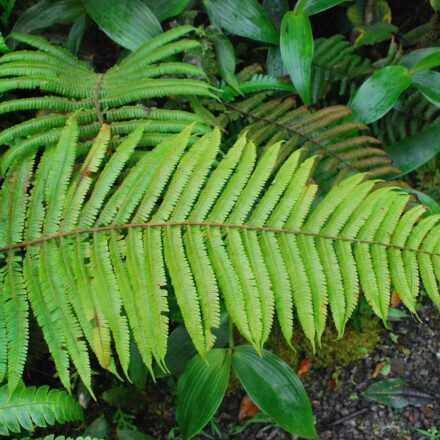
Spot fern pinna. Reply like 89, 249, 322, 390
0, 25, 215, 174
0, 384, 83, 436
1, 116, 439, 395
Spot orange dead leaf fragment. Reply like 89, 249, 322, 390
297, 358, 312, 378
372, 362, 385, 379
238, 394, 261, 421
390, 291, 401, 308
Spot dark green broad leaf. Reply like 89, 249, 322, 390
350, 65, 412, 124
280, 12, 314, 104
266, 46, 288, 78
67, 14, 88, 54
385, 122, 440, 176
232, 345, 316, 439
163, 313, 230, 376
12, 0, 85, 35
204, 0, 278, 45
117, 429, 154, 440
405, 189, 440, 215
143, 0, 191, 21
84, 0, 162, 51
84, 415, 109, 438
261, 0, 289, 78
209, 28, 242, 94
296, 0, 347, 15
413, 70, 440, 107
177, 349, 232, 440
102, 385, 145, 413
400, 48, 440, 70
263, 0, 289, 30
128, 337, 148, 388
363, 379, 435, 409
411, 50, 440, 73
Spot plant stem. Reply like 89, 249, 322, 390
228, 318, 234, 349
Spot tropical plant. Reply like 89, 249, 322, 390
0, 383, 83, 436
0, 26, 215, 174
1, 115, 439, 400
177, 345, 315, 439
1, 1, 440, 439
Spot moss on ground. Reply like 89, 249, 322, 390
267, 314, 381, 370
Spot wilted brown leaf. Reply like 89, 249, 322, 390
238, 394, 260, 420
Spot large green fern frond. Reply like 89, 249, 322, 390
1, 117, 439, 394
0, 25, 216, 175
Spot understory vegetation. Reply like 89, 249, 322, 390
0, 1, 439, 439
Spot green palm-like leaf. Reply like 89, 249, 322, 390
0, 384, 83, 436
1, 118, 439, 393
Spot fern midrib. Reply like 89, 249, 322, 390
94, 73, 104, 126
1, 221, 439, 257
0, 400, 66, 410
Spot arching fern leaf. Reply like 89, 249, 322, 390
0, 25, 216, 175
1, 116, 439, 395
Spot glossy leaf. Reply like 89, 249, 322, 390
350, 66, 412, 124
232, 345, 316, 439
411, 50, 440, 73
363, 379, 435, 409
280, 12, 314, 104
84, 0, 162, 51
177, 349, 231, 440
12, 0, 84, 35
143, 0, 191, 21
413, 70, 440, 107
400, 47, 440, 70
431, 0, 440, 11
296, 0, 347, 15
204, 0, 278, 44
385, 122, 440, 176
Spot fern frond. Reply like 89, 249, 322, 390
211, 94, 400, 189
0, 27, 213, 175
1, 120, 440, 390
0, 384, 83, 436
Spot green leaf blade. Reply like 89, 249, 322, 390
350, 66, 412, 124
204, 0, 278, 44
232, 345, 316, 439
84, 0, 162, 51
280, 12, 314, 104
177, 349, 231, 440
